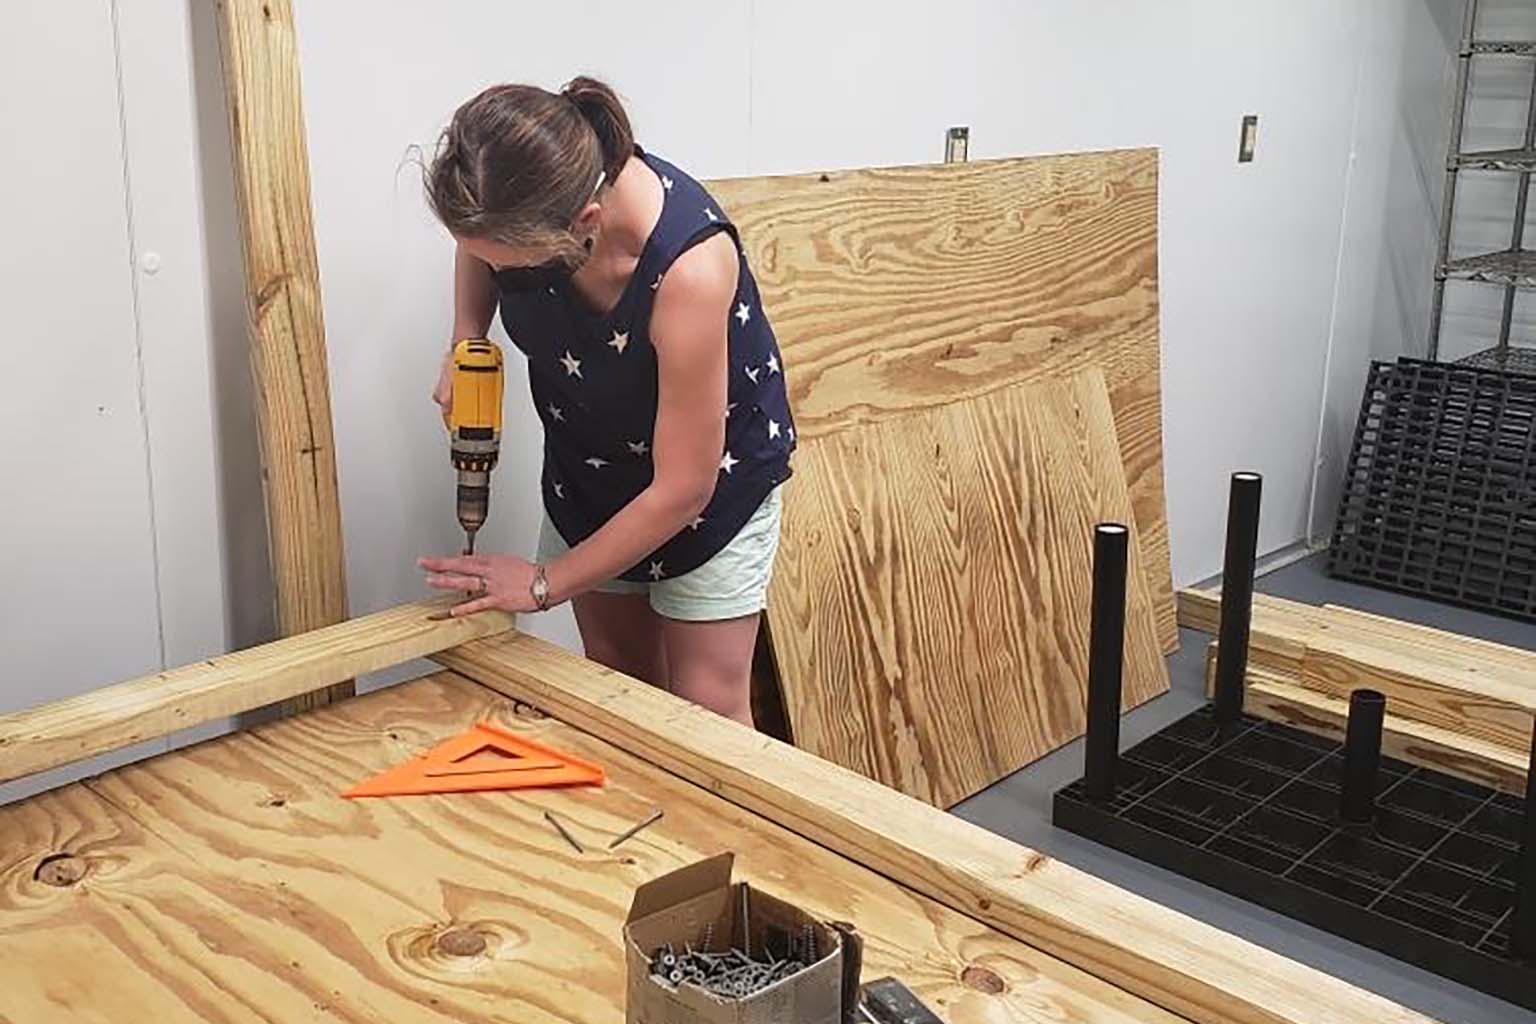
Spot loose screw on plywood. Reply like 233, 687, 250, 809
542, 810, 584, 854
608, 807, 664, 849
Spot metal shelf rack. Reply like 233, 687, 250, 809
1429, 0, 1536, 371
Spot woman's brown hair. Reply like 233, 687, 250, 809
425, 76, 634, 263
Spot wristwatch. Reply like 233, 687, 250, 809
530, 565, 551, 612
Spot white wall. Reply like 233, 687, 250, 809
2, 1, 1463, 798
1311, 2, 1458, 539
0, 0, 231, 802
279, 0, 1457, 607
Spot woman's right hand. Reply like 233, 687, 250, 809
434, 344, 454, 428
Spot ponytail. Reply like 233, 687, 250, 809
562, 76, 635, 183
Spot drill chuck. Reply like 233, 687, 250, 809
456, 469, 490, 535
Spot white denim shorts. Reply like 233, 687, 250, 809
536, 487, 783, 622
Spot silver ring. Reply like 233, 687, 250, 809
475, 576, 488, 595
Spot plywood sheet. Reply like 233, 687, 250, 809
0, 673, 1183, 1024
708, 148, 1175, 650
764, 368, 1169, 807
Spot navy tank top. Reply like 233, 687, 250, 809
495, 148, 795, 583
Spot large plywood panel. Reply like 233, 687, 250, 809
765, 369, 1169, 807
0, 673, 1180, 1024
708, 148, 1175, 650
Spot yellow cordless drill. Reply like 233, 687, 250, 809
447, 338, 505, 555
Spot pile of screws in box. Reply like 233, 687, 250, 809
648, 923, 820, 1000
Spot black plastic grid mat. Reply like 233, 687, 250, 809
1327, 357, 1536, 622
1054, 705, 1533, 1008
1459, 345, 1536, 377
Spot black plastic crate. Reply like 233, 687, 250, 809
1460, 345, 1536, 378
1328, 357, 1536, 622
1054, 704, 1535, 1009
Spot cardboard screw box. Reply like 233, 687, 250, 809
624, 853, 843, 1024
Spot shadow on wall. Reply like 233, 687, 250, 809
1307, 0, 1457, 546
187, 0, 276, 653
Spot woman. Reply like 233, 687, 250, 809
418, 78, 794, 727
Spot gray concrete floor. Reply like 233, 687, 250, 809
952, 552, 1535, 1024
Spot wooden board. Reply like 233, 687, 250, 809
762, 367, 1168, 806
0, 600, 513, 785
708, 149, 1176, 651
1179, 589, 1536, 754
1203, 646, 1528, 795
438, 632, 1436, 1024
217, 0, 350, 710
0, 672, 1185, 1024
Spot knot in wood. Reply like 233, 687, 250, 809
436, 929, 487, 957
34, 853, 86, 887
960, 964, 1006, 994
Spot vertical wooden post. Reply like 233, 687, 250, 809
217, 0, 351, 709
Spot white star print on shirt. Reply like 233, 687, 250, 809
788, 426, 795, 443
585, 457, 608, 470
627, 440, 650, 456
704, 207, 718, 222
560, 351, 582, 378
649, 560, 665, 580
725, 402, 737, 419
548, 404, 564, 422
608, 330, 629, 354
661, 175, 674, 191
688, 515, 705, 530
552, 481, 565, 499
745, 366, 760, 384
768, 420, 781, 440
766, 353, 780, 375
734, 302, 751, 326
651, 274, 663, 291
719, 451, 739, 474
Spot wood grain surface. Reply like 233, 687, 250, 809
763, 368, 1169, 806
0, 601, 513, 785
0, 672, 1184, 1024
217, 0, 350, 710
1203, 647, 1528, 795
1179, 589, 1536, 753
707, 150, 1176, 650
439, 632, 1437, 1024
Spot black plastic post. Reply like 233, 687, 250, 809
1084, 523, 1129, 802
1213, 472, 1263, 728
1512, 724, 1536, 960
1340, 689, 1386, 825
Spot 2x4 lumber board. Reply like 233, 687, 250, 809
0, 672, 1184, 1024
1202, 647, 1528, 795
435, 633, 1436, 1024
707, 149, 1177, 653
1181, 590, 1536, 752
217, 0, 350, 711
766, 368, 1169, 807
0, 601, 512, 785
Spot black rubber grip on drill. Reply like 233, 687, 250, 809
862, 977, 946, 1024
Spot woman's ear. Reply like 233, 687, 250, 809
573, 201, 602, 236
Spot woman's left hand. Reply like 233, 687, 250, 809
418, 553, 541, 616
